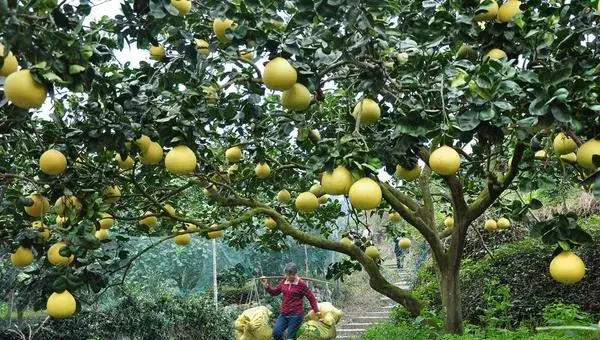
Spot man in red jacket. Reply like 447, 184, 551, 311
261, 262, 320, 340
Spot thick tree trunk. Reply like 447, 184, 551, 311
440, 264, 463, 334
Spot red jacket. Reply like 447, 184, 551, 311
265, 278, 320, 315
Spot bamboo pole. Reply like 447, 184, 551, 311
251, 276, 331, 284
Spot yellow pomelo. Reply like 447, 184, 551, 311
281, 83, 311, 111
365, 246, 379, 259
473, 0, 499, 22
165, 145, 197, 174
553, 132, 577, 155
309, 183, 323, 197
4, 69, 47, 109
398, 238, 412, 249
255, 162, 271, 178
56, 216, 68, 225
226, 146, 242, 163
483, 48, 507, 61
340, 237, 353, 247
321, 165, 353, 195
11, 246, 34, 268
174, 233, 191, 245
170, 0, 191, 16
0, 44, 18, 76
208, 228, 223, 239
140, 142, 163, 165
149, 45, 165, 60
560, 153, 577, 164
32, 221, 51, 240
241, 51, 254, 60
39, 149, 67, 176
484, 219, 498, 232
549, 251, 585, 285
498, 0, 521, 23
46, 290, 76, 319
265, 217, 277, 229
54, 195, 82, 216
24, 194, 50, 217
203, 185, 218, 198
353, 99, 381, 125
534, 150, 547, 160
277, 189, 291, 203
136, 134, 152, 152
213, 18, 235, 42
139, 212, 157, 229
349, 178, 382, 210
185, 223, 197, 232
576, 139, 600, 170
195, 39, 209, 56
318, 194, 329, 204
395, 164, 421, 181
97, 213, 114, 229
295, 192, 319, 213
497, 217, 510, 229
103, 186, 121, 204
95, 229, 109, 240
389, 212, 401, 222
429, 146, 461, 176
444, 217, 454, 229
163, 204, 176, 217
262, 57, 297, 91
115, 154, 134, 170
48, 242, 74, 265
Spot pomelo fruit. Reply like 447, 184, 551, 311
349, 178, 382, 210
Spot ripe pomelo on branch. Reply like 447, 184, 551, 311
195, 39, 209, 56
340, 237, 353, 247
473, 0, 499, 22
47, 242, 74, 266
389, 212, 401, 222
54, 195, 82, 216
225, 146, 242, 163
309, 183, 323, 197
136, 134, 152, 152
39, 149, 67, 176
295, 192, 319, 213
265, 217, 277, 229
139, 141, 163, 165
549, 251, 585, 285
97, 213, 114, 229
24, 194, 50, 217
163, 204, 176, 217
95, 229, 109, 240
352, 98, 381, 126
398, 238, 412, 249
0, 44, 18, 76
444, 216, 454, 229
165, 145, 197, 174
10, 246, 34, 268
318, 194, 329, 204
497, 217, 511, 229
560, 153, 577, 164
208, 225, 224, 239
103, 186, 121, 204
576, 138, 600, 170
139, 212, 157, 229
321, 165, 353, 195
262, 57, 297, 91
32, 221, 51, 240
277, 189, 291, 203
170, 0, 191, 16
348, 178, 382, 210
4, 69, 47, 109
255, 162, 271, 178
553, 132, 577, 155
281, 83, 312, 111
149, 45, 165, 60
483, 48, 507, 61
395, 164, 421, 181
213, 18, 235, 42
429, 145, 461, 176
46, 290, 77, 319
497, 0, 522, 23
365, 246, 379, 259
115, 153, 134, 170
174, 233, 191, 245
534, 150, 547, 160
241, 50, 254, 60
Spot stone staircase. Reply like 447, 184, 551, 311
335, 270, 412, 339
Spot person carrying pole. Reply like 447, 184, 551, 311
260, 262, 320, 340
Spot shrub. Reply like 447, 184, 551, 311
1, 292, 236, 340
413, 235, 600, 325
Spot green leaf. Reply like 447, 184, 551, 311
42, 72, 67, 84
457, 110, 480, 131
68, 64, 86, 74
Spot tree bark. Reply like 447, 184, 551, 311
440, 264, 463, 334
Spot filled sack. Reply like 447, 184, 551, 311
234, 305, 273, 340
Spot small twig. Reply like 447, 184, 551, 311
473, 226, 494, 259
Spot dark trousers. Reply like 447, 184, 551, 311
273, 313, 304, 340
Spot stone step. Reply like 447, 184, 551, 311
382, 304, 399, 309
346, 311, 390, 316
343, 323, 373, 327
